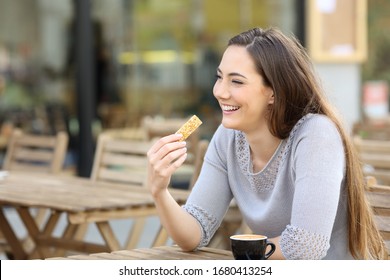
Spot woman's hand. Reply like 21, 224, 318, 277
147, 133, 187, 198
146, 134, 201, 251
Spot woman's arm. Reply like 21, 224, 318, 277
147, 134, 201, 251
281, 116, 345, 259
152, 188, 201, 251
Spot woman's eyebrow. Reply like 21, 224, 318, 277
217, 68, 248, 79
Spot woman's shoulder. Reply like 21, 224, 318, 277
287, 114, 343, 154
208, 125, 238, 158
293, 113, 340, 137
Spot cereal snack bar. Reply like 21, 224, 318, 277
175, 115, 202, 141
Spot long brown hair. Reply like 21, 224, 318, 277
228, 27, 387, 259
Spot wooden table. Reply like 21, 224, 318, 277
0, 171, 189, 259
46, 245, 234, 260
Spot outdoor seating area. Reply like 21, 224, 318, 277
0, 118, 246, 259
365, 176, 390, 257
0, 169, 190, 259
0, 118, 172, 257
0, 111, 389, 260
1, 117, 388, 260
353, 134, 390, 185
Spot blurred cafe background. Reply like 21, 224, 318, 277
0, 0, 389, 177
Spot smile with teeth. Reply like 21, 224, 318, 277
222, 105, 240, 111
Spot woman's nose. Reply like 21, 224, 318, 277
213, 81, 229, 99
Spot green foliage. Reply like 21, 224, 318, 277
362, 0, 390, 83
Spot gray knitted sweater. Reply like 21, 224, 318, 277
183, 114, 354, 259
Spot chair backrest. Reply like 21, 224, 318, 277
353, 135, 390, 184
365, 176, 390, 257
90, 133, 152, 187
2, 129, 68, 174
189, 139, 209, 190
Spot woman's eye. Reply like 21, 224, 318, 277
232, 80, 243, 85
215, 74, 221, 80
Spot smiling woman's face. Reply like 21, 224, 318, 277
213, 45, 274, 133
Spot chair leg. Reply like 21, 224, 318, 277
96, 221, 121, 251
152, 226, 169, 247
124, 218, 146, 250
73, 224, 89, 240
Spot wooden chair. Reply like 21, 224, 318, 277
353, 135, 390, 185
69, 132, 164, 251
90, 133, 151, 186
87, 132, 245, 250
365, 176, 390, 258
2, 129, 68, 174
83, 130, 208, 251
89, 133, 153, 249
353, 120, 390, 141
189, 139, 209, 190
0, 129, 69, 257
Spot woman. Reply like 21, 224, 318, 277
146, 27, 387, 259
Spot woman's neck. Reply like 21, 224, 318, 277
245, 129, 282, 173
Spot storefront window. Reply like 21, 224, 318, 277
0, 0, 300, 140
107, 0, 301, 137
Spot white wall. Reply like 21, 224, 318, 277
314, 63, 362, 132
38, 0, 72, 72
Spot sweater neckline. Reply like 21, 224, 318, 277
235, 115, 310, 192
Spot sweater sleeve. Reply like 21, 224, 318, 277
280, 115, 346, 259
182, 125, 234, 248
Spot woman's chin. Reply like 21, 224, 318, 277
221, 119, 239, 130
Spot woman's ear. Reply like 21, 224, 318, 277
268, 89, 275, 105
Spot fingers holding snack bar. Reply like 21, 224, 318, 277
147, 134, 187, 194
147, 115, 202, 196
